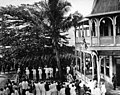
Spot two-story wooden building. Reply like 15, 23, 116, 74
75, 0, 120, 86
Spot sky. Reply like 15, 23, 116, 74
0, 0, 94, 46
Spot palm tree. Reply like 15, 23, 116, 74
34, 0, 72, 80
0, 1, 72, 79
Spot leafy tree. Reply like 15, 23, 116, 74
0, 4, 50, 68
0, 0, 73, 79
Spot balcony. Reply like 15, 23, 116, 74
100, 36, 114, 46
76, 37, 83, 43
89, 36, 120, 51
76, 37, 91, 44
92, 37, 98, 46
116, 36, 120, 45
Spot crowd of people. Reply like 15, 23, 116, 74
0, 64, 107, 95
17, 66, 58, 81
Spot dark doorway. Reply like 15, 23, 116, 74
116, 58, 120, 86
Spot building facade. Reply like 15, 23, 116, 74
75, 0, 120, 86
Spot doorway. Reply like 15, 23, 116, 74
116, 58, 120, 86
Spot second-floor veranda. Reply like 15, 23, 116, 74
75, 13, 120, 50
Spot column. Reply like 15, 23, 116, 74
83, 52, 86, 81
97, 20, 100, 46
109, 56, 113, 82
97, 56, 101, 87
89, 20, 92, 46
80, 51, 82, 73
104, 57, 106, 78
113, 17, 116, 46
91, 54, 95, 80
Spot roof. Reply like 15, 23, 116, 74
86, 10, 120, 18
90, 0, 120, 16
78, 18, 89, 25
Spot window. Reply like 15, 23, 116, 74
79, 29, 82, 37
105, 56, 110, 76
101, 58, 104, 74
92, 22, 96, 36
116, 16, 120, 35
100, 18, 113, 36
86, 27, 90, 37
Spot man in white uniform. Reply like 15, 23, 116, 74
32, 68, 36, 80
25, 67, 30, 79
38, 67, 42, 80
49, 67, 53, 78
21, 79, 28, 95
44, 66, 49, 79
66, 66, 70, 74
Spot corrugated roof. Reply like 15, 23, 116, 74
91, 0, 120, 14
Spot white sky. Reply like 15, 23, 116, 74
0, 0, 94, 46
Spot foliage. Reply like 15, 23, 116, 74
0, 0, 74, 72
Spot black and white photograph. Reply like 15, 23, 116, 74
0, 0, 119, 95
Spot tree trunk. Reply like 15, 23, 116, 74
55, 46, 62, 80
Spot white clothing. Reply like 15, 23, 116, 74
49, 68, 53, 78
38, 68, 42, 79
19, 82, 22, 95
41, 82, 46, 95
46, 91, 51, 95
38, 82, 42, 95
32, 69, 36, 80
66, 66, 70, 74
49, 82, 57, 95
101, 84, 106, 95
60, 88, 65, 95
26, 69, 30, 75
26, 91, 30, 95
79, 81, 84, 88
56, 68, 58, 72
17, 68, 20, 73
44, 67, 49, 79
21, 81, 28, 90
87, 81, 94, 94
93, 87, 101, 95
26, 92, 34, 95
70, 85, 76, 95
26, 69, 30, 78
35, 83, 41, 95
14, 90, 19, 95
32, 69, 36, 75
11, 93, 15, 95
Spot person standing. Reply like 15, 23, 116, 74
60, 85, 65, 95
14, 87, 19, 95
65, 85, 70, 95
101, 82, 106, 95
38, 67, 42, 80
49, 67, 53, 79
25, 67, 30, 79
32, 68, 36, 81
41, 81, 46, 95
112, 74, 117, 90
21, 79, 28, 95
70, 84, 76, 95
44, 66, 49, 79
45, 82, 50, 95
34, 81, 41, 95
93, 85, 101, 95
75, 80, 81, 95
66, 66, 70, 74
